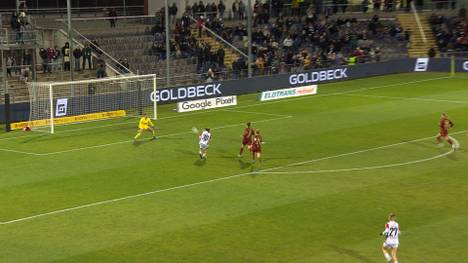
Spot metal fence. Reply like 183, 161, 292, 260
0, 28, 40, 46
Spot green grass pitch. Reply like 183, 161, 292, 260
1, 72, 468, 262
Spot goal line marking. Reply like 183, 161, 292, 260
0, 129, 464, 225
35, 116, 292, 156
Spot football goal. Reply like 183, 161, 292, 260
27, 74, 157, 134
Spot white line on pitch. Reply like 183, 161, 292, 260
341, 93, 468, 104
258, 148, 454, 174
0, 128, 463, 225
0, 148, 42, 156
267, 129, 467, 170
221, 109, 292, 117
36, 116, 292, 156
0, 76, 449, 142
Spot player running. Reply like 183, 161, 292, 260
239, 122, 254, 157
134, 114, 156, 140
251, 130, 263, 162
381, 213, 400, 263
436, 113, 458, 149
199, 128, 211, 159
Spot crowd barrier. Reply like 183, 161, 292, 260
1, 58, 467, 124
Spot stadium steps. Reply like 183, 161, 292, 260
397, 13, 437, 57
4, 70, 96, 103
190, 28, 239, 70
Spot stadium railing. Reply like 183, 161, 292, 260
0, 28, 40, 46
0, 5, 145, 18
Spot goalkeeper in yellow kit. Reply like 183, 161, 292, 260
134, 114, 156, 140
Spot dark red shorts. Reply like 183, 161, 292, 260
440, 129, 448, 137
252, 146, 261, 153
242, 138, 251, 146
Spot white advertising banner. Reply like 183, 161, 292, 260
260, 85, 318, 101
55, 98, 68, 117
177, 96, 237, 113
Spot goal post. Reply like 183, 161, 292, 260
27, 74, 157, 134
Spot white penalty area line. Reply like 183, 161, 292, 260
0, 129, 464, 225
0, 148, 42, 156
27, 115, 293, 156
0, 109, 291, 146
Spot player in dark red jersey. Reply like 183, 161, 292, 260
251, 130, 263, 162
238, 122, 254, 157
436, 113, 457, 149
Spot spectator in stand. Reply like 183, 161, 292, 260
283, 35, 294, 50
291, 0, 300, 16
39, 48, 49, 74
196, 1, 206, 17
46, 47, 55, 72
362, 0, 370, 13
218, 0, 226, 19
384, 0, 393, 12
108, 8, 117, 28
73, 47, 82, 71
20, 65, 29, 82
169, 3, 178, 25
373, 0, 382, 11
119, 58, 130, 73
91, 40, 102, 55
217, 47, 225, 67
123, 59, 130, 70
429, 10, 468, 53
62, 42, 71, 71
10, 12, 22, 43
232, 0, 239, 19
6, 56, 14, 77
206, 68, 215, 82
340, 0, 348, 13
23, 51, 32, 66
82, 43, 92, 70
238, 0, 246, 19
255, 56, 266, 75
331, 0, 339, 14
197, 15, 205, 37
96, 55, 106, 78
271, 0, 283, 17
208, 3, 218, 20
428, 47, 437, 57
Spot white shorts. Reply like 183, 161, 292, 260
383, 241, 399, 249
199, 142, 209, 150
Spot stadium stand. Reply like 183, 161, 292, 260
429, 8, 468, 54
1, 2, 419, 103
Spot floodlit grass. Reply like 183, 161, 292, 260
1, 72, 467, 262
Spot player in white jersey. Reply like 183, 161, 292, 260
199, 128, 211, 159
381, 213, 401, 263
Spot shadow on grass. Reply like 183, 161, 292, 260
18, 133, 48, 144
174, 149, 197, 156
328, 245, 377, 263
238, 159, 252, 170
132, 138, 155, 147
194, 158, 206, 166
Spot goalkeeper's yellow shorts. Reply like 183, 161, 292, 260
139, 125, 149, 130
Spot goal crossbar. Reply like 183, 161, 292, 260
27, 74, 157, 134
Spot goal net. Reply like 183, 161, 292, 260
27, 74, 157, 134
